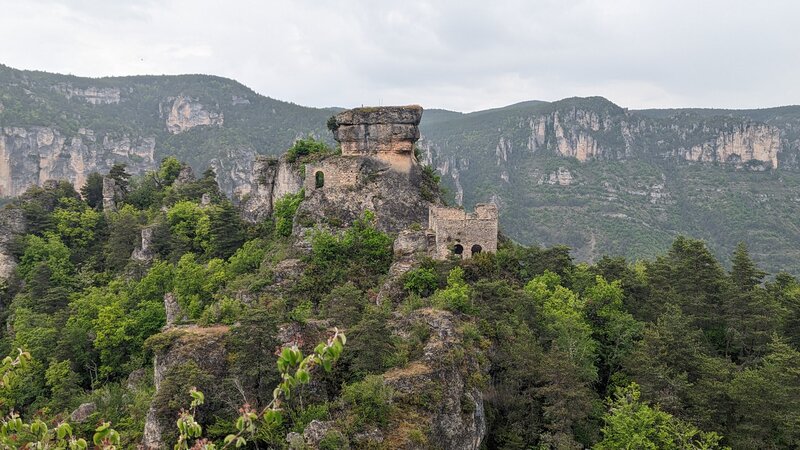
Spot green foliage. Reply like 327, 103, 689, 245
402, 267, 438, 297
285, 137, 331, 163
341, 374, 394, 430
157, 156, 183, 187
80, 172, 105, 210
431, 267, 473, 313
596, 383, 726, 449
18, 233, 74, 287
52, 197, 101, 249
301, 211, 393, 297
273, 191, 303, 237
2, 145, 800, 449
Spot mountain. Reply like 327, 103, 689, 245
0, 64, 334, 197
2, 64, 800, 273
419, 97, 800, 275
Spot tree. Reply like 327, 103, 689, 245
596, 383, 726, 450
624, 305, 732, 430
727, 339, 800, 448
723, 244, 781, 362
80, 172, 105, 209
207, 201, 245, 259
583, 276, 643, 390
729, 243, 766, 292
103, 204, 144, 272
108, 163, 131, 195
157, 156, 183, 187
525, 272, 599, 447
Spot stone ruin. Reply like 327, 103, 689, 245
427, 204, 499, 260
242, 104, 500, 256
303, 105, 423, 196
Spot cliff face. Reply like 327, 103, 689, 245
0, 126, 156, 197
0, 207, 24, 283
0, 64, 332, 199
164, 95, 224, 134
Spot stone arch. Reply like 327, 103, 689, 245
471, 244, 483, 255
315, 171, 325, 189
453, 244, 464, 255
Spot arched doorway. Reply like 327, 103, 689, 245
453, 244, 464, 256
315, 171, 325, 189
471, 244, 482, 255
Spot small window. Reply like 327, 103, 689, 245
453, 244, 464, 255
315, 171, 325, 189
471, 244, 483, 255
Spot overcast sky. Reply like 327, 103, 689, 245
1, 0, 798, 112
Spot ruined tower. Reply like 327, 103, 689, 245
428, 204, 499, 260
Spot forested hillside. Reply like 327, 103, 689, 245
0, 147, 798, 448
3, 65, 800, 275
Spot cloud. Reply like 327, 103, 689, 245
0, 0, 798, 111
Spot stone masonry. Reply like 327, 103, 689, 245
428, 204, 499, 259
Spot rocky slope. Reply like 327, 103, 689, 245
0, 64, 333, 197
4, 64, 800, 273
419, 98, 800, 274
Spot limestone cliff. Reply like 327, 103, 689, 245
163, 95, 224, 134
0, 126, 155, 197
241, 155, 303, 223
679, 123, 781, 168
0, 207, 24, 283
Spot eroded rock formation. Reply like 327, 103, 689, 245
165, 95, 224, 134
0, 207, 24, 283
0, 126, 155, 197
333, 105, 422, 172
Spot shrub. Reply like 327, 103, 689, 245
431, 267, 474, 313
286, 137, 330, 163
341, 375, 394, 430
198, 297, 245, 326
402, 267, 438, 297
273, 191, 304, 237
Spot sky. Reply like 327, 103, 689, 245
1, 0, 799, 112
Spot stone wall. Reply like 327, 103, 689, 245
303, 158, 361, 193
428, 204, 498, 260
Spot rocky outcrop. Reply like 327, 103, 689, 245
54, 84, 121, 104
163, 293, 186, 328
383, 308, 487, 450
295, 157, 438, 235
101, 176, 122, 213
131, 227, 155, 263
0, 207, 25, 283
377, 230, 430, 304
70, 402, 97, 423
333, 105, 422, 172
0, 126, 155, 198
681, 123, 781, 168
165, 96, 223, 134
142, 326, 231, 450
539, 167, 574, 186
241, 156, 303, 223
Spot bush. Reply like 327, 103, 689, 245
286, 137, 330, 163
402, 267, 438, 297
341, 375, 394, 430
273, 191, 304, 237
198, 297, 245, 326
431, 267, 474, 313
